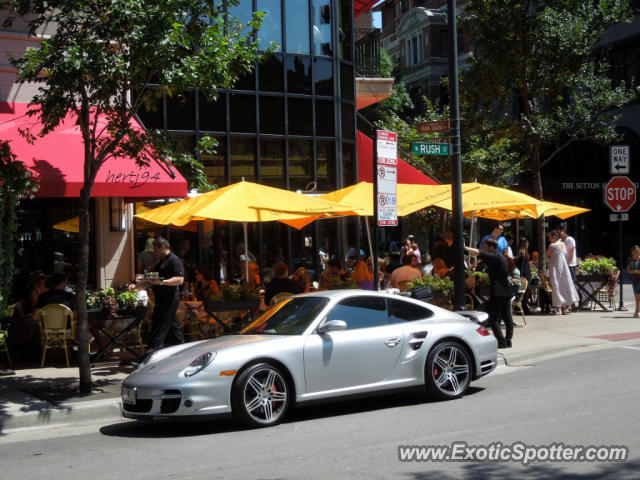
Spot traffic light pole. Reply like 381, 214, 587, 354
447, 0, 465, 310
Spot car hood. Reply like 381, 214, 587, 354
132, 335, 283, 377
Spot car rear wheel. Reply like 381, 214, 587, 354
231, 363, 290, 428
424, 341, 471, 400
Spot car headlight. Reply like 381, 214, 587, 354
182, 351, 216, 377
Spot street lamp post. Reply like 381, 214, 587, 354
447, 0, 465, 310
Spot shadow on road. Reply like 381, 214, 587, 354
99, 386, 485, 438
402, 460, 640, 480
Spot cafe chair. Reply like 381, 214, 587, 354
270, 292, 294, 306
39, 304, 75, 367
512, 277, 528, 326
465, 293, 475, 311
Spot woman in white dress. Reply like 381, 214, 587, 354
545, 230, 579, 314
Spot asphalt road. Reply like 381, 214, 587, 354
1, 344, 639, 480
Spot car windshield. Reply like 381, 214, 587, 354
241, 297, 329, 335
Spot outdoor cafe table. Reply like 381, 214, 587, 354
88, 307, 147, 363
204, 300, 262, 334
576, 274, 611, 312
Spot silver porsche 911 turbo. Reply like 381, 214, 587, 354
121, 290, 498, 427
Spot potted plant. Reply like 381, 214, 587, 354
408, 275, 454, 299
207, 283, 261, 312
577, 255, 617, 281
117, 290, 140, 314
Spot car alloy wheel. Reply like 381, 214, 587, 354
425, 341, 471, 400
232, 363, 290, 427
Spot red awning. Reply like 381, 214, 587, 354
0, 102, 188, 199
357, 130, 439, 185
354, 0, 378, 17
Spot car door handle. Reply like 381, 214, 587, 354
384, 337, 402, 347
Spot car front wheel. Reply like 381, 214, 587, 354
424, 341, 471, 400
231, 363, 290, 428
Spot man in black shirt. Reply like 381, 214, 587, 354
34, 273, 76, 320
265, 262, 294, 304
465, 238, 514, 348
132, 237, 185, 355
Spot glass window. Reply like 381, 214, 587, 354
340, 62, 353, 100
229, 0, 253, 37
325, 296, 388, 330
166, 92, 196, 130
314, 58, 333, 96
313, 0, 332, 56
316, 141, 335, 191
259, 96, 285, 134
232, 67, 256, 91
229, 94, 256, 132
287, 55, 312, 94
242, 297, 330, 335
285, 0, 310, 54
259, 54, 284, 92
388, 298, 434, 323
230, 138, 257, 182
257, 0, 282, 51
201, 137, 226, 186
341, 102, 354, 140
337, 0, 352, 61
288, 98, 312, 136
315, 100, 334, 137
260, 139, 285, 187
289, 140, 313, 191
199, 94, 227, 132
138, 94, 164, 130
341, 142, 355, 186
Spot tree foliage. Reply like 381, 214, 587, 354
0, 141, 39, 315
6, 0, 265, 391
460, 0, 637, 258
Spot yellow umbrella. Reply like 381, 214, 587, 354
281, 182, 476, 229
135, 180, 361, 280
135, 180, 361, 226
430, 183, 549, 217
538, 201, 590, 219
53, 217, 82, 233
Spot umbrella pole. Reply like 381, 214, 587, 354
364, 216, 373, 261
469, 212, 476, 264
243, 222, 249, 284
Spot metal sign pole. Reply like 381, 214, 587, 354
447, 0, 465, 310
618, 219, 626, 311
373, 128, 379, 291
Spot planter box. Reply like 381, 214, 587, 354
577, 274, 609, 283
205, 300, 261, 313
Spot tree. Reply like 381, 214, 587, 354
460, 0, 638, 259
7, 0, 265, 393
0, 141, 39, 317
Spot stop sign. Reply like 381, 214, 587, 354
604, 176, 636, 212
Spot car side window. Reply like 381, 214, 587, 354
387, 298, 434, 323
325, 296, 388, 330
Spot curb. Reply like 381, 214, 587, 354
0, 394, 123, 433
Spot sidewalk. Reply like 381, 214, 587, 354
1, 286, 639, 434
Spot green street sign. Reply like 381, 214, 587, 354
411, 142, 450, 156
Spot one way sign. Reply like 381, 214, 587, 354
610, 145, 629, 174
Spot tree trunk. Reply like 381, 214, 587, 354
532, 148, 546, 272
77, 187, 92, 394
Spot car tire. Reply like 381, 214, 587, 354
424, 341, 471, 400
231, 362, 291, 428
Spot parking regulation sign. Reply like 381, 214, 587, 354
376, 130, 398, 226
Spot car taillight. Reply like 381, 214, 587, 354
476, 326, 491, 336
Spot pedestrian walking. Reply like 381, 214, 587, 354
130, 237, 184, 357
545, 230, 578, 315
558, 225, 580, 307
465, 238, 513, 348
627, 245, 640, 318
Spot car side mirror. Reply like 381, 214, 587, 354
317, 319, 347, 334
